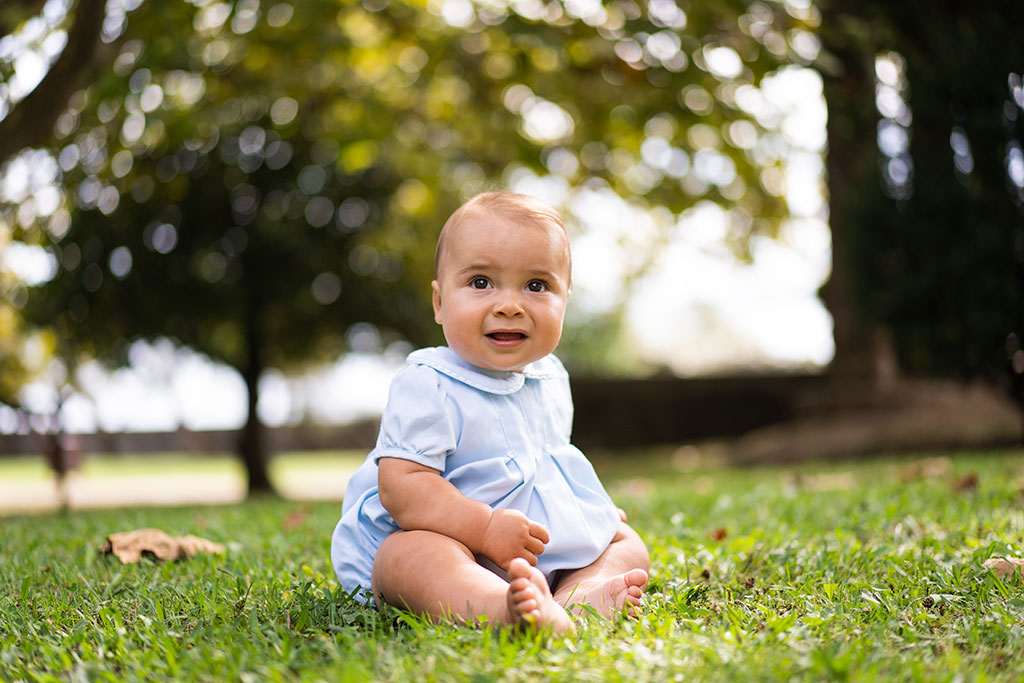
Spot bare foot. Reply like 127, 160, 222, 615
506, 558, 575, 634
561, 568, 648, 618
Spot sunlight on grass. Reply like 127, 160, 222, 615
0, 451, 365, 514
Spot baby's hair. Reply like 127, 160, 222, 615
433, 191, 570, 279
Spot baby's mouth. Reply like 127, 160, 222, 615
487, 331, 527, 342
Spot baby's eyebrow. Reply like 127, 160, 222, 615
454, 262, 497, 277
460, 260, 497, 270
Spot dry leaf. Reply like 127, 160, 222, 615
708, 528, 728, 542
282, 506, 310, 531
983, 556, 1024, 580
615, 478, 655, 498
952, 471, 978, 492
101, 528, 225, 564
176, 534, 227, 557
899, 457, 952, 483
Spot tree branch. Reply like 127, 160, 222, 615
0, 0, 108, 166
0, 0, 48, 40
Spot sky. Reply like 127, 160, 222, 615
0, 14, 834, 435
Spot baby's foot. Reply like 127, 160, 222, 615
506, 558, 574, 634
563, 568, 648, 618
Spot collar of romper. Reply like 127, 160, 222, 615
406, 346, 566, 395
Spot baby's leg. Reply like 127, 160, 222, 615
371, 529, 573, 633
552, 522, 650, 618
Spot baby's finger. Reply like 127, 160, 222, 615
525, 536, 546, 557
530, 522, 550, 544
520, 551, 538, 566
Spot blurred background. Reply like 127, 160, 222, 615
0, 0, 1022, 510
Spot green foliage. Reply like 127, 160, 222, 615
0, 297, 52, 410
0, 0, 826, 483
6, 0, 814, 373
3, 450, 1024, 680
0, 250, 55, 410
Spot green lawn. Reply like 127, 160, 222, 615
2, 449, 1024, 681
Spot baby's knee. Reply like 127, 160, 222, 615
613, 521, 641, 544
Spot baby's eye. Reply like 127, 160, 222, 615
526, 280, 547, 293
470, 277, 491, 289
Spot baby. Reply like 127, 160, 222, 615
331, 191, 649, 633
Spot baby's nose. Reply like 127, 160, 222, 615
493, 290, 525, 316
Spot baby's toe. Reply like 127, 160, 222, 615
518, 597, 539, 613
511, 589, 533, 607
625, 569, 649, 588
508, 558, 532, 578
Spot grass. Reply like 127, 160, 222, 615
2, 449, 1024, 681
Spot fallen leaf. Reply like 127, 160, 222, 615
708, 528, 728, 542
983, 556, 1024, 580
952, 471, 978, 492
898, 457, 952, 483
176, 534, 227, 558
694, 476, 714, 495
282, 506, 310, 531
614, 478, 655, 498
101, 528, 226, 564
802, 472, 856, 491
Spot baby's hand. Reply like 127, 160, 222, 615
479, 509, 549, 571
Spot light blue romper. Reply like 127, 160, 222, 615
331, 346, 621, 599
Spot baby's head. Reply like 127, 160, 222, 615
431, 192, 572, 372
433, 192, 571, 282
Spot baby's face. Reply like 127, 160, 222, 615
432, 212, 571, 372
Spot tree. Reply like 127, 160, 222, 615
4, 0, 816, 493
0, 288, 53, 421
0, 256, 76, 501
814, 2, 895, 381
816, 2, 1024, 414
0, 0, 110, 163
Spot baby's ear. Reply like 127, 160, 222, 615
431, 280, 443, 324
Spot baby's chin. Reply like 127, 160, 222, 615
456, 349, 533, 374
474, 358, 529, 373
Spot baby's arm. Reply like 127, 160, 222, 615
377, 457, 550, 570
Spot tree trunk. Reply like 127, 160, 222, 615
43, 389, 80, 512
238, 316, 275, 495
817, 9, 897, 386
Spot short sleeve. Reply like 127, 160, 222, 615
371, 364, 458, 472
